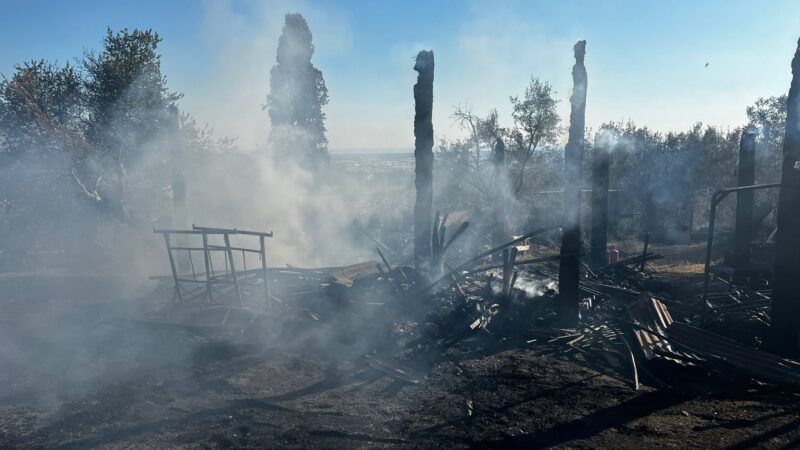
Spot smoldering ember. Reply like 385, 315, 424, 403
2, 4, 800, 450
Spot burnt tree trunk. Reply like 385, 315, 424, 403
590, 133, 610, 267
733, 128, 756, 271
558, 40, 587, 323
413, 51, 435, 279
770, 38, 800, 356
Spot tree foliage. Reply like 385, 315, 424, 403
746, 95, 787, 184
82, 28, 182, 161
508, 77, 561, 195
0, 60, 83, 157
439, 76, 784, 241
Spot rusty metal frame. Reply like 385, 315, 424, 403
153, 224, 273, 307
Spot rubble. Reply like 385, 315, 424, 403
138, 212, 800, 395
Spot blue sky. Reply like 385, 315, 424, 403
2, 0, 799, 150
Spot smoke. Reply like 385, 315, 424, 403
0, 21, 394, 419
489, 269, 557, 298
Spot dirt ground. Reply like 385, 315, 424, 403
1, 256, 799, 449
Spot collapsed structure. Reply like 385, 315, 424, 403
137, 38, 800, 393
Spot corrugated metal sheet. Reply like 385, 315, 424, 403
627, 295, 701, 365
626, 295, 800, 385
667, 322, 800, 386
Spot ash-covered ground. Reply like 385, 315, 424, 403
1, 254, 799, 449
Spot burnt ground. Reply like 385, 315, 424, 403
1, 262, 799, 449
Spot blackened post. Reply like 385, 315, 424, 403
558, 40, 588, 323
168, 105, 186, 228
260, 235, 271, 308
202, 232, 213, 303
491, 137, 507, 247
770, 38, 800, 356
414, 50, 435, 279
639, 232, 650, 271
167, 105, 189, 272
733, 128, 757, 271
590, 132, 610, 267
163, 233, 183, 304
223, 233, 243, 305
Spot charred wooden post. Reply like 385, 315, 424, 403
222, 233, 243, 306
639, 232, 650, 271
558, 40, 588, 323
590, 132, 610, 267
491, 137, 507, 246
770, 38, 800, 356
259, 235, 271, 308
167, 105, 189, 271
733, 128, 757, 271
413, 50, 435, 279
201, 232, 213, 303
162, 232, 183, 304
168, 105, 186, 228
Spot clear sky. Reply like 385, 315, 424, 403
2, 0, 799, 150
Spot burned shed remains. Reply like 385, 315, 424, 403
2, 11, 800, 449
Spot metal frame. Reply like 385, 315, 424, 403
700, 183, 780, 313
153, 224, 273, 308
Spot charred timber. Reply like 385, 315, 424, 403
414, 50, 435, 279
590, 132, 610, 268
733, 128, 757, 271
491, 137, 507, 247
558, 40, 588, 324
770, 38, 800, 356
168, 105, 186, 229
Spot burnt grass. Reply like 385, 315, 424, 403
1, 272, 799, 449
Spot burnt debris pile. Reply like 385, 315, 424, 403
138, 214, 800, 391
126, 39, 800, 395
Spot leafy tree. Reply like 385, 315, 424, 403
434, 138, 476, 210
80, 27, 182, 214
178, 112, 237, 155
448, 107, 505, 202
266, 13, 329, 174
452, 106, 503, 169
746, 95, 787, 184
508, 77, 561, 195
0, 60, 83, 158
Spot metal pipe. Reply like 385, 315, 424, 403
192, 224, 273, 237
